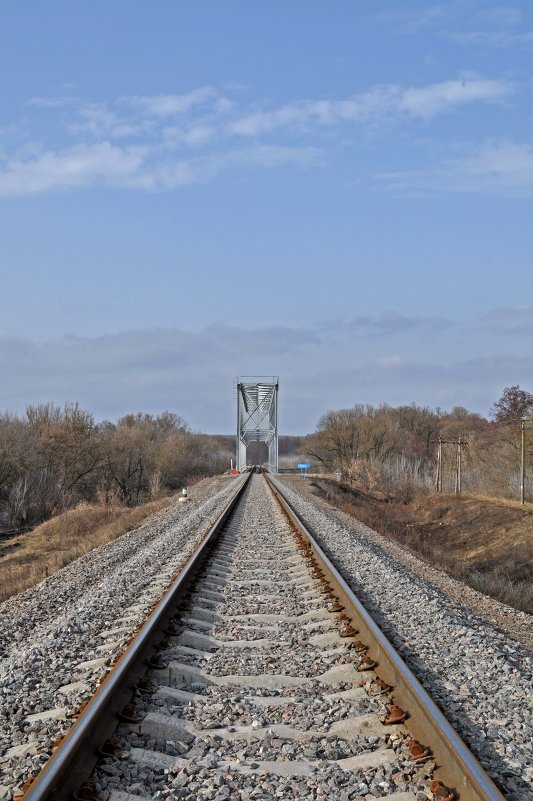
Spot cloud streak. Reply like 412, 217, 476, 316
376, 3, 533, 48
446, 29, 533, 47
377, 141, 533, 197
442, 4, 533, 49
0, 141, 322, 196
373, 5, 450, 34
482, 306, 533, 334
0, 142, 148, 196
229, 77, 510, 135
321, 312, 450, 336
126, 87, 218, 116
0, 76, 514, 197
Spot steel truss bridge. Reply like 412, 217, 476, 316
235, 376, 279, 472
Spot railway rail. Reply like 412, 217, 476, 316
18, 471, 506, 801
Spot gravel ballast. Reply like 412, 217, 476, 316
1, 472, 530, 800
90, 475, 433, 801
0, 475, 245, 797
273, 476, 533, 801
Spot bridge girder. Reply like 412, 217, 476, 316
235, 376, 279, 472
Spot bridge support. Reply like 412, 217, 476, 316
235, 377, 279, 472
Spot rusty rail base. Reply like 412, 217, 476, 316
21, 471, 252, 801
264, 473, 507, 801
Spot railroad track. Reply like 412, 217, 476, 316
19, 471, 505, 801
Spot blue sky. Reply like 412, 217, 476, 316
1, 1, 533, 433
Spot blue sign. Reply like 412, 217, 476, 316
297, 463, 311, 479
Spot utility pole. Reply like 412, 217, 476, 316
435, 435, 443, 492
433, 435, 467, 495
455, 436, 463, 495
520, 421, 525, 505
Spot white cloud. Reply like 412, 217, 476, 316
446, 29, 533, 47
72, 105, 150, 139
377, 141, 533, 197
27, 96, 80, 108
128, 159, 198, 191
0, 142, 148, 196
229, 77, 511, 135
162, 124, 215, 147
126, 87, 217, 116
228, 93, 390, 135
373, 5, 448, 33
375, 3, 533, 50
0, 77, 517, 197
0, 136, 323, 195
443, 4, 533, 48
396, 77, 510, 118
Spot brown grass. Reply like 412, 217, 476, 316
311, 479, 533, 614
0, 495, 178, 603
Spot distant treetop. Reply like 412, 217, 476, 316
490, 385, 533, 424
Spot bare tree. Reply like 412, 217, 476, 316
490, 386, 533, 424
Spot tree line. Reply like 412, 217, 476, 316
2, 386, 531, 528
303, 386, 533, 502
0, 404, 232, 528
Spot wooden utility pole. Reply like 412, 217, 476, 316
520, 421, 525, 505
455, 436, 463, 495
435, 435, 443, 492
434, 436, 467, 495
433, 435, 466, 493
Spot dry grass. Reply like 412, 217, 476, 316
0, 495, 178, 603
459, 492, 533, 511
312, 479, 533, 614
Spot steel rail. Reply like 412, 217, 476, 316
21, 471, 252, 801
264, 473, 507, 801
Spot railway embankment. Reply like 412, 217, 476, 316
302, 477, 533, 615
0, 476, 234, 604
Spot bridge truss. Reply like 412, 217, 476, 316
235, 376, 279, 472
